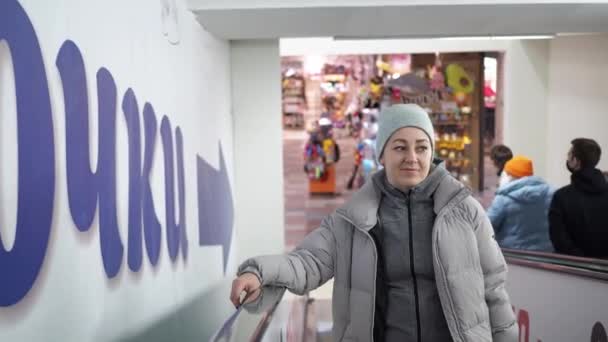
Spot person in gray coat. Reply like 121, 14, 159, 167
231, 104, 518, 342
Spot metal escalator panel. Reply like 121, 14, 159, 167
503, 249, 608, 342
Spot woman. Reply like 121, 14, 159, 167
231, 104, 518, 341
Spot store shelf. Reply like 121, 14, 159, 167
279, 52, 484, 191
282, 74, 306, 129
323, 74, 346, 82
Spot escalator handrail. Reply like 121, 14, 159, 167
502, 248, 608, 282
502, 248, 608, 267
251, 291, 310, 342
249, 288, 289, 342
208, 304, 244, 342
209, 289, 285, 342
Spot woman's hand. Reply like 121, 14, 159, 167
230, 273, 262, 308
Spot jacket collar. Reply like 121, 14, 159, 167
336, 177, 381, 231
372, 160, 448, 203
432, 172, 471, 215
571, 167, 608, 194
336, 159, 471, 231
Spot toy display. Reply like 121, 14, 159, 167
282, 52, 486, 193
385, 53, 482, 189
305, 119, 341, 194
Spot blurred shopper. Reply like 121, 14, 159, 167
490, 144, 513, 177
549, 138, 608, 258
487, 156, 554, 252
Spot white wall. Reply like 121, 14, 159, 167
231, 39, 285, 262
281, 37, 552, 178
502, 40, 551, 179
0, 0, 236, 341
545, 34, 608, 186
280, 37, 512, 56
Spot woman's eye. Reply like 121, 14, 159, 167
416, 146, 428, 152
394, 146, 405, 151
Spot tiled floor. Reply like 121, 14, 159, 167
282, 129, 357, 251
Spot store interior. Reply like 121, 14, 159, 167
282, 51, 503, 250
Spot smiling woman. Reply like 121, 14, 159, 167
231, 103, 519, 341
375, 104, 435, 190
381, 129, 432, 187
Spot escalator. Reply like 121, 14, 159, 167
210, 285, 313, 342
502, 249, 608, 342
210, 250, 608, 342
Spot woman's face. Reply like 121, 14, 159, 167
380, 127, 432, 191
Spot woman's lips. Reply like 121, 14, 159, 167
400, 168, 419, 173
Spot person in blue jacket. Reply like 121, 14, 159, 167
487, 155, 555, 252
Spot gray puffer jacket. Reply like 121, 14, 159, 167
239, 166, 518, 341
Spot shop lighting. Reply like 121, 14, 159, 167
304, 55, 325, 75
438, 35, 555, 40
318, 118, 332, 126
284, 68, 296, 77
334, 34, 555, 41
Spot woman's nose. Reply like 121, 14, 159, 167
403, 149, 417, 163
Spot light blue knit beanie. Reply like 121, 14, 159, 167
375, 104, 435, 163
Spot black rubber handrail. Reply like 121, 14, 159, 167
502, 248, 608, 267
502, 248, 608, 282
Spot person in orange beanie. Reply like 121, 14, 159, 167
504, 155, 533, 177
488, 155, 555, 251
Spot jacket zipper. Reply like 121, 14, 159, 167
359, 227, 377, 342
407, 190, 422, 342
337, 186, 471, 342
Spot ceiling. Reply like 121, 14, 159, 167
188, 2, 608, 40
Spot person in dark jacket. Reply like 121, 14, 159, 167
549, 138, 608, 258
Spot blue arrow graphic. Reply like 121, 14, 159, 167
197, 143, 234, 273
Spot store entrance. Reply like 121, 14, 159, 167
281, 52, 504, 250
